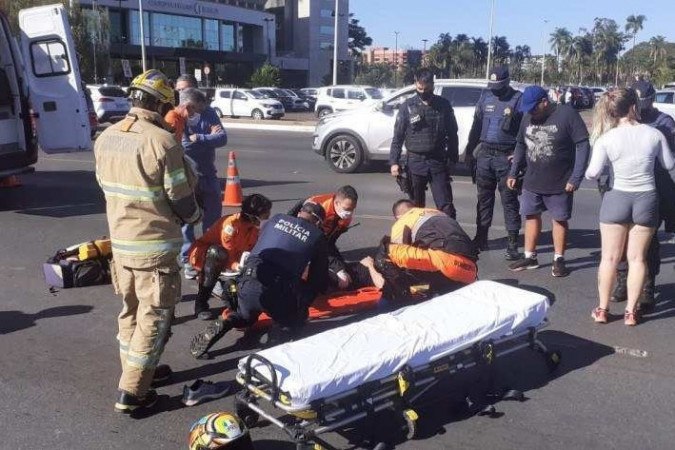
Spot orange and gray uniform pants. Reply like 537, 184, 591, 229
111, 258, 180, 397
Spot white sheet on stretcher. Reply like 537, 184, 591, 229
238, 280, 549, 408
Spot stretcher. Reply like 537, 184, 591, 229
233, 280, 561, 449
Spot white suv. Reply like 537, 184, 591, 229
211, 88, 285, 120
87, 85, 131, 123
312, 79, 525, 173
315, 85, 384, 118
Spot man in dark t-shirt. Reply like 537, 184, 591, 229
507, 86, 590, 277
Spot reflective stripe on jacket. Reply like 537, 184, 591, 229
95, 107, 201, 267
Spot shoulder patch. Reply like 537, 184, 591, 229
224, 224, 235, 236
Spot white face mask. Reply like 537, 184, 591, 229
187, 113, 201, 127
336, 209, 353, 220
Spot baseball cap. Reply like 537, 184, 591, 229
301, 202, 326, 225
488, 66, 510, 90
519, 86, 549, 113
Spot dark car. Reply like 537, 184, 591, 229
579, 87, 595, 108
291, 89, 316, 111
253, 88, 295, 111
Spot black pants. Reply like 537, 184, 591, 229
410, 172, 456, 219
475, 150, 521, 233
228, 261, 314, 329
377, 258, 465, 302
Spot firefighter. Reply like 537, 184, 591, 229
288, 185, 359, 290
190, 203, 329, 359
188, 194, 273, 320
373, 199, 478, 302
465, 66, 524, 259
95, 69, 201, 414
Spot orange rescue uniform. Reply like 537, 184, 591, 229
389, 208, 477, 285
164, 107, 186, 143
306, 193, 352, 242
188, 213, 258, 271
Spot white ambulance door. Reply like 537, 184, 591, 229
19, 4, 91, 153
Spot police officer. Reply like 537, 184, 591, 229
390, 68, 459, 219
190, 203, 329, 359
95, 70, 201, 413
465, 66, 523, 259
609, 80, 675, 311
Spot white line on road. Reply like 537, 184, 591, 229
222, 121, 314, 133
613, 346, 649, 358
41, 157, 94, 165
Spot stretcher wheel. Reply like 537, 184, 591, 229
545, 351, 562, 373
402, 408, 419, 440
234, 394, 260, 428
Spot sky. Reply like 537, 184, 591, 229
350, 0, 675, 54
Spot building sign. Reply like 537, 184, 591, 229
194, 68, 202, 82
121, 59, 132, 78
179, 57, 187, 75
146, 0, 218, 17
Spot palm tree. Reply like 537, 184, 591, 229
625, 14, 646, 51
569, 32, 593, 84
649, 35, 667, 69
491, 36, 510, 65
549, 27, 573, 74
471, 37, 488, 77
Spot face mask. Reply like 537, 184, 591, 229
187, 113, 201, 127
417, 90, 433, 102
337, 209, 353, 220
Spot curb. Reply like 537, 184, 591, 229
221, 121, 315, 133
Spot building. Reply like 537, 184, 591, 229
363, 47, 425, 70
81, 0, 349, 87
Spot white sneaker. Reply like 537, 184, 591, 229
184, 263, 198, 280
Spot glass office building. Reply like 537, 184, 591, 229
81, 0, 271, 86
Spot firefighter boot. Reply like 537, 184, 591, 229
610, 269, 627, 303
504, 232, 520, 261
639, 277, 656, 313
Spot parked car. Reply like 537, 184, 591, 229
83, 84, 98, 138
313, 79, 504, 173
211, 88, 284, 120
280, 88, 310, 111
587, 86, 607, 100
292, 89, 316, 111
87, 84, 131, 123
0, 4, 92, 179
655, 90, 675, 104
252, 87, 304, 112
299, 88, 318, 101
314, 85, 384, 118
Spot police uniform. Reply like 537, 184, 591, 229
465, 67, 523, 258
390, 94, 459, 218
375, 208, 478, 301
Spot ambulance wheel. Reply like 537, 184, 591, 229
545, 351, 562, 373
402, 409, 419, 440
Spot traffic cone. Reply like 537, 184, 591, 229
0, 175, 21, 188
222, 151, 243, 207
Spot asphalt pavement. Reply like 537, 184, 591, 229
1, 128, 674, 449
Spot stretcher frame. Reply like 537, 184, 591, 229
234, 320, 561, 450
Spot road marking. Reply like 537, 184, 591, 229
17, 202, 100, 213
41, 157, 94, 165
613, 346, 649, 358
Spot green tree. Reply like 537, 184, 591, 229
591, 18, 628, 84
549, 27, 573, 74
649, 36, 668, 71
491, 36, 511, 65
354, 63, 393, 87
625, 14, 646, 52
348, 18, 372, 58
249, 63, 281, 87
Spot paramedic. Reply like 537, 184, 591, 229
95, 69, 201, 413
189, 203, 329, 359
373, 199, 478, 301
288, 185, 360, 290
188, 194, 273, 320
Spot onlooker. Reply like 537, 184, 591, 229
390, 68, 459, 218
175, 77, 228, 279
507, 86, 590, 277
585, 88, 674, 326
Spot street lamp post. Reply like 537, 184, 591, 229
139, 0, 147, 72
332, 0, 340, 85
486, 0, 495, 79
92, 0, 98, 84
422, 39, 428, 66
540, 19, 549, 85
394, 31, 400, 87
382, 47, 389, 64
263, 18, 274, 62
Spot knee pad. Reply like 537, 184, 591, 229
202, 246, 229, 286
205, 245, 229, 266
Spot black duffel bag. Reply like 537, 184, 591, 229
43, 247, 111, 289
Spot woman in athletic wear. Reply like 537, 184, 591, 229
586, 88, 674, 326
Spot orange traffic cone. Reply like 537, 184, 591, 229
0, 175, 21, 188
222, 151, 243, 207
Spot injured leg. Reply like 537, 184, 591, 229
194, 246, 229, 320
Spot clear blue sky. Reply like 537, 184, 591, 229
351, 0, 674, 54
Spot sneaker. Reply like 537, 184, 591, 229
151, 364, 172, 386
638, 278, 656, 313
184, 263, 198, 280
624, 309, 638, 326
181, 380, 231, 407
190, 318, 231, 359
551, 257, 570, 277
114, 389, 158, 414
472, 233, 489, 252
508, 256, 539, 272
194, 300, 214, 321
591, 307, 608, 324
